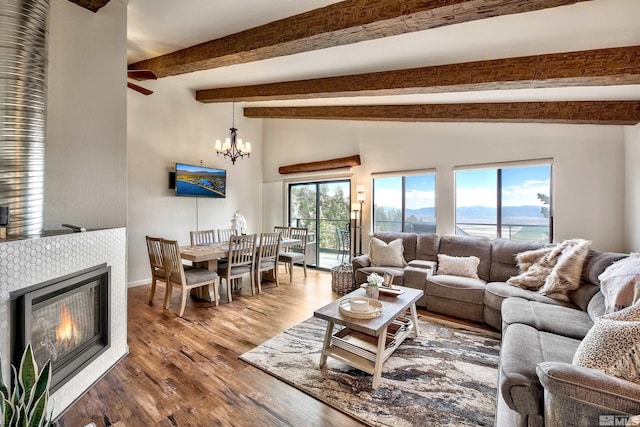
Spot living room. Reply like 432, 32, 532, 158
1, 0, 639, 425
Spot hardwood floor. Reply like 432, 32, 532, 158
57, 268, 366, 426
57, 268, 497, 427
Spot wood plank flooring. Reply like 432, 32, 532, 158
56, 268, 497, 427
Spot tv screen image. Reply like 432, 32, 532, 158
175, 163, 226, 198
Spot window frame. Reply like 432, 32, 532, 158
454, 160, 553, 243
371, 169, 436, 234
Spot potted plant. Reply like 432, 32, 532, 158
1, 343, 53, 426
366, 272, 383, 299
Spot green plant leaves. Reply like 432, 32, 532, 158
1, 344, 52, 427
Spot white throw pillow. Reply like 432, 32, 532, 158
598, 253, 640, 314
436, 254, 480, 279
369, 238, 406, 268
573, 303, 640, 384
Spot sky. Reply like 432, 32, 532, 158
373, 165, 551, 209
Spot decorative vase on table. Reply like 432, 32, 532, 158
231, 210, 247, 235
366, 272, 383, 300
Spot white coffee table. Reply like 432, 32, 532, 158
313, 286, 423, 389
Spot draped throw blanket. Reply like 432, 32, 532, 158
507, 239, 592, 301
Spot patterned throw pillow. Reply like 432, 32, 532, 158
573, 303, 640, 384
436, 254, 480, 279
369, 237, 406, 268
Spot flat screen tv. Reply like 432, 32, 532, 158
175, 163, 226, 198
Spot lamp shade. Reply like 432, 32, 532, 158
351, 203, 361, 212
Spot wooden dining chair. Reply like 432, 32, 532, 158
217, 228, 237, 242
190, 229, 216, 246
160, 239, 219, 317
217, 234, 256, 302
255, 232, 281, 293
273, 226, 290, 239
145, 236, 166, 305
278, 227, 308, 283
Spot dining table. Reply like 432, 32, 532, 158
180, 237, 301, 302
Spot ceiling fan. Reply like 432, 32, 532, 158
127, 69, 157, 95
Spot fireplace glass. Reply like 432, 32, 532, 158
31, 284, 100, 369
11, 264, 110, 392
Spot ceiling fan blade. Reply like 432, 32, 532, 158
127, 82, 153, 95
127, 69, 157, 81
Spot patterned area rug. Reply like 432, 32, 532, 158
240, 316, 501, 426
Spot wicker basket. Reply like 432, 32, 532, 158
331, 263, 356, 295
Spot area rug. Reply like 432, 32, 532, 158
240, 316, 501, 426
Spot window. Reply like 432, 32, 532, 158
373, 173, 436, 233
288, 180, 351, 270
455, 163, 552, 242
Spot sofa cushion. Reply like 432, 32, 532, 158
369, 237, 407, 268
436, 254, 480, 279
415, 233, 440, 262
484, 282, 576, 313
438, 235, 492, 281
500, 324, 581, 416
573, 303, 640, 384
489, 238, 548, 282
501, 297, 594, 340
427, 275, 486, 304
581, 250, 628, 287
372, 232, 417, 263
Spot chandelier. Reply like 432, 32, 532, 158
215, 103, 251, 164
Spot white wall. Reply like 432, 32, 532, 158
45, 0, 128, 230
127, 80, 263, 285
263, 119, 627, 252
625, 123, 640, 252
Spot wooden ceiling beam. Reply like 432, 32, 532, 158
244, 101, 640, 125
66, 0, 111, 12
196, 46, 640, 102
128, 0, 587, 78
279, 155, 361, 174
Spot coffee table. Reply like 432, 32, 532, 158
313, 286, 423, 389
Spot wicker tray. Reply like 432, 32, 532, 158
338, 297, 383, 319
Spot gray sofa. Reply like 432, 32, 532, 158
352, 232, 640, 427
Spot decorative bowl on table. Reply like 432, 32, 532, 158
338, 296, 383, 319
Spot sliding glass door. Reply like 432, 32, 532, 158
288, 180, 351, 270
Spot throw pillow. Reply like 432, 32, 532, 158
507, 246, 559, 290
573, 302, 640, 384
598, 253, 640, 314
436, 254, 480, 279
369, 237, 406, 268
539, 239, 591, 302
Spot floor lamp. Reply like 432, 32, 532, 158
351, 185, 366, 256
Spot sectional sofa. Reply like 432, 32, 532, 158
352, 232, 640, 427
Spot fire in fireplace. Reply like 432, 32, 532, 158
11, 264, 111, 392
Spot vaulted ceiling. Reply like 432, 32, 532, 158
122, 0, 640, 124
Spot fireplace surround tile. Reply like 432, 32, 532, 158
0, 227, 127, 418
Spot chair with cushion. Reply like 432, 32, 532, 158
218, 234, 256, 302
255, 232, 281, 292
278, 227, 308, 283
190, 229, 216, 246
217, 228, 237, 242
145, 236, 166, 305
160, 239, 219, 317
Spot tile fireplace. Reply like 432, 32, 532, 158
0, 228, 126, 419
11, 264, 111, 392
